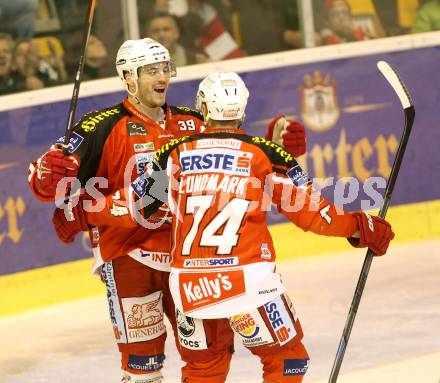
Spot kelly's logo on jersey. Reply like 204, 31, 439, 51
179, 270, 246, 313
180, 149, 253, 176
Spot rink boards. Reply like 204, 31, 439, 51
1, 33, 439, 316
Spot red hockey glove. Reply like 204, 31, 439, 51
348, 212, 395, 256
52, 199, 89, 244
35, 147, 80, 196
265, 115, 306, 157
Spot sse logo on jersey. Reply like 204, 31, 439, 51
264, 295, 296, 346
180, 149, 253, 176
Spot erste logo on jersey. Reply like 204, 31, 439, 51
180, 149, 253, 176
179, 269, 246, 313
264, 295, 296, 346
56, 132, 84, 153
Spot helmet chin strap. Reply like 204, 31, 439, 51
127, 80, 147, 108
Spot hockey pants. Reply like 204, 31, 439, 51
179, 293, 309, 383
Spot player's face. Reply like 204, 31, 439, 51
137, 62, 172, 107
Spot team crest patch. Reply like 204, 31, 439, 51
56, 132, 84, 153
127, 121, 147, 136
287, 165, 309, 187
300, 71, 340, 132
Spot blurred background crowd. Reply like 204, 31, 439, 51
0, 0, 438, 96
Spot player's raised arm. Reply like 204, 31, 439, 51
263, 142, 394, 256
52, 136, 187, 242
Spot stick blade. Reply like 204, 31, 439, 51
377, 61, 413, 109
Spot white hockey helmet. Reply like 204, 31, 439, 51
195, 72, 249, 122
115, 38, 176, 85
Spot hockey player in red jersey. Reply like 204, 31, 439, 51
28, 39, 308, 382
68, 71, 394, 382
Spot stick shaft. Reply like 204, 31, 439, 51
328, 63, 415, 382
62, 0, 96, 154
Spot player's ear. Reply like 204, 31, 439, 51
124, 71, 136, 91
201, 103, 208, 120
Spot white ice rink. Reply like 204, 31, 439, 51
1, 239, 439, 383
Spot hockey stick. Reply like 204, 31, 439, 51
328, 61, 415, 383
62, 0, 96, 155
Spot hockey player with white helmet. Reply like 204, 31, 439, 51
29, 38, 209, 383
28, 39, 309, 382
76, 71, 394, 382
116, 38, 176, 109
194, 71, 249, 124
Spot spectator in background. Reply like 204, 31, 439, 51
140, 0, 245, 61
212, 0, 304, 55
63, 33, 108, 82
0, 0, 39, 39
321, 0, 371, 44
14, 38, 67, 89
0, 33, 27, 95
412, 0, 440, 32
146, 12, 207, 66
188, 0, 245, 60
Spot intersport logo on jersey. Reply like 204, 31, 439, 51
179, 269, 246, 313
